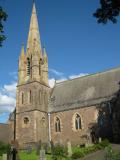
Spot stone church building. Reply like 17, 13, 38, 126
1, 3, 120, 148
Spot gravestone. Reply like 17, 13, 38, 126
2, 154, 7, 160
99, 137, 102, 143
67, 140, 72, 157
26, 146, 32, 154
50, 140, 54, 156
40, 149, 46, 160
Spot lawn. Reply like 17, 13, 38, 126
19, 150, 38, 160
19, 151, 72, 160
18, 140, 110, 160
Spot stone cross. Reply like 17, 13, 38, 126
67, 140, 72, 157
40, 149, 46, 160
2, 154, 7, 160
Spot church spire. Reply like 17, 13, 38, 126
20, 44, 25, 59
27, 2, 42, 56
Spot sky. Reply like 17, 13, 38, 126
0, 0, 120, 123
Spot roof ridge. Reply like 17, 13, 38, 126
55, 66, 120, 86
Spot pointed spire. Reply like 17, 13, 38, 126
20, 44, 25, 59
27, 2, 42, 56
43, 47, 47, 56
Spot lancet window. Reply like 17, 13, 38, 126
55, 117, 61, 132
75, 114, 82, 130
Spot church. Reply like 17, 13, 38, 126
1, 2, 120, 148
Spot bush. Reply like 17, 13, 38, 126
105, 145, 120, 160
51, 145, 67, 160
0, 141, 11, 156
100, 139, 109, 148
72, 150, 84, 159
72, 140, 110, 159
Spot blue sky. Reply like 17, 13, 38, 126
0, 0, 120, 123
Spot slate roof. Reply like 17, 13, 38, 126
49, 67, 120, 113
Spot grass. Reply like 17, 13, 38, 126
19, 151, 72, 160
19, 150, 38, 160
0, 156, 2, 160
46, 154, 72, 160
18, 140, 109, 160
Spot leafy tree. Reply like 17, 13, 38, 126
0, 6, 7, 47
94, 0, 120, 24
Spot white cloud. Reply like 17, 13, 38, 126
56, 78, 67, 83
69, 73, 88, 79
0, 82, 16, 113
49, 78, 56, 88
49, 69, 64, 76
4, 83, 17, 95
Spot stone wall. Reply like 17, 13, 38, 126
50, 106, 98, 146
16, 81, 50, 148
0, 123, 13, 144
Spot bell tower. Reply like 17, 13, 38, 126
16, 3, 50, 148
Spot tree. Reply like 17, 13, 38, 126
0, 6, 7, 47
94, 0, 120, 24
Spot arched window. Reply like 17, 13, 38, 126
24, 117, 29, 124
22, 92, 24, 104
75, 114, 82, 130
55, 117, 61, 132
27, 58, 30, 76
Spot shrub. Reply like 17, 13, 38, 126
72, 150, 84, 159
99, 139, 109, 148
72, 140, 110, 159
0, 141, 11, 156
51, 145, 67, 160
105, 145, 120, 160
53, 145, 67, 156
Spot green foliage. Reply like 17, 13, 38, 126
0, 6, 7, 46
52, 145, 66, 156
72, 140, 110, 159
51, 145, 67, 160
72, 150, 85, 159
19, 150, 38, 160
0, 141, 11, 156
19, 150, 71, 160
19, 141, 110, 160
99, 139, 109, 147
105, 145, 120, 160
93, 0, 120, 24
